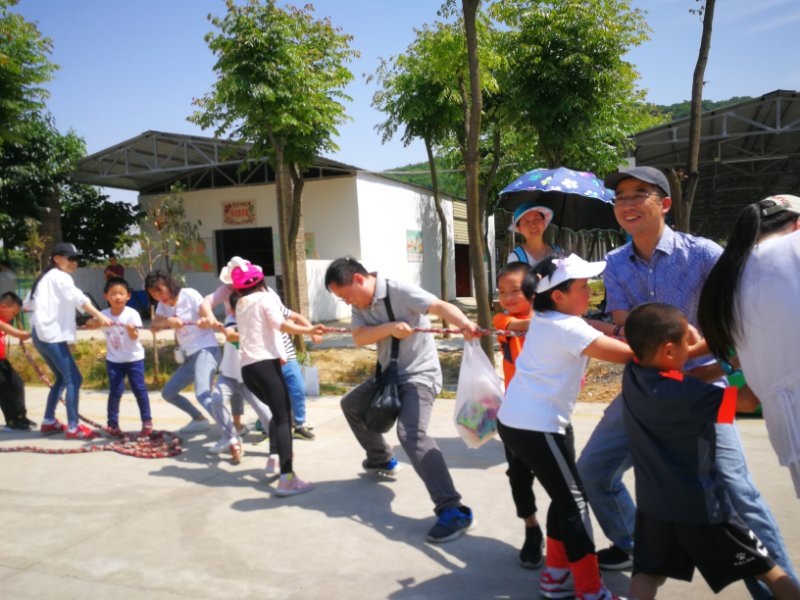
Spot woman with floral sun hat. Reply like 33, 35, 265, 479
231, 259, 326, 497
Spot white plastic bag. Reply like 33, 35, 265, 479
302, 357, 320, 397
454, 340, 504, 448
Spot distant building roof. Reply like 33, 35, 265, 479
632, 89, 800, 239
74, 130, 360, 194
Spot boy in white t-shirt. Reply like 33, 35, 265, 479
87, 278, 152, 436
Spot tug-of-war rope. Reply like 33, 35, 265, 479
1, 321, 523, 458
0, 340, 183, 458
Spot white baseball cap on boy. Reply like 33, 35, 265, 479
537, 253, 606, 293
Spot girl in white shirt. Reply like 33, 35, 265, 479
28, 242, 112, 440
145, 270, 228, 436
231, 260, 325, 497
497, 254, 632, 600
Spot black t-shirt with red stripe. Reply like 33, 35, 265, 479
622, 362, 738, 524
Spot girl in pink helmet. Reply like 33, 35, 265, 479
230, 259, 326, 496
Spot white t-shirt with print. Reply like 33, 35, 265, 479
499, 311, 601, 434
101, 306, 145, 363
155, 288, 218, 356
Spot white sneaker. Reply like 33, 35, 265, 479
275, 474, 314, 497
207, 438, 229, 455
179, 419, 210, 434
265, 454, 279, 474
236, 423, 250, 437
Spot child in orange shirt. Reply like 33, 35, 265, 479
493, 262, 544, 569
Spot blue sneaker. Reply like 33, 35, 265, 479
427, 506, 473, 543
362, 456, 401, 476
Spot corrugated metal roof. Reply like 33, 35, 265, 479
632, 89, 800, 239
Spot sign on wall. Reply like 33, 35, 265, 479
223, 200, 256, 225
406, 230, 423, 262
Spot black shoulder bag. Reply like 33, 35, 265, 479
363, 285, 402, 434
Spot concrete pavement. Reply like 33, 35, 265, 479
0, 387, 797, 599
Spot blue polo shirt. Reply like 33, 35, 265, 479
604, 227, 722, 370
622, 362, 738, 524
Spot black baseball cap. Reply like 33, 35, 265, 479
52, 242, 83, 259
604, 166, 671, 197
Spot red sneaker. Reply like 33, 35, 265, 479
65, 424, 99, 440
40, 420, 66, 435
140, 420, 153, 436
106, 425, 124, 438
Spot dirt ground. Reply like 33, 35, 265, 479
311, 345, 623, 402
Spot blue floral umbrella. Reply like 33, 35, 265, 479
498, 167, 618, 231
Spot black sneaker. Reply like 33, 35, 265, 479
597, 544, 633, 570
426, 506, 473, 543
292, 425, 316, 440
519, 525, 544, 569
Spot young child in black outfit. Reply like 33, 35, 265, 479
0, 292, 36, 431
622, 302, 800, 599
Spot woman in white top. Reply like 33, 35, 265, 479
231, 260, 325, 497
507, 202, 561, 266
28, 242, 112, 440
698, 194, 800, 497
145, 270, 225, 434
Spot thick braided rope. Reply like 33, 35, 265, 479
11, 340, 183, 459
320, 326, 526, 337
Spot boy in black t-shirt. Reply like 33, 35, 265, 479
622, 303, 800, 599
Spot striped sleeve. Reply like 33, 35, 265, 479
281, 305, 297, 361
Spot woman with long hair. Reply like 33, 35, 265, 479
28, 242, 113, 439
698, 194, 800, 497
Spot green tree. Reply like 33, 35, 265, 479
493, 0, 662, 174
0, 0, 58, 147
61, 185, 139, 261
190, 0, 356, 345
0, 112, 83, 255
372, 29, 464, 319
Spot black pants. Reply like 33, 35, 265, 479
0, 359, 26, 426
242, 359, 293, 474
498, 421, 595, 562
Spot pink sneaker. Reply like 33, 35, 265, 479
275, 475, 314, 497
40, 420, 66, 435
65, 424, 99, 441
230, 441, 244, 465
140, 421, 153, 436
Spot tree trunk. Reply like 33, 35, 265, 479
462, 0, 494, 363
39, 186, 63, 258
289, 163, 309, 353
480, 128, 502, 311
274, 146, 298, 315
425, 138, 450, 333
681, 0, 716, 233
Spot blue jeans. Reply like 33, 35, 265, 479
32, 328, 82, 429
106, 359, 151, 426
577, 394, 798, 599
161, 346, 221, 420
282, 359, 307, 426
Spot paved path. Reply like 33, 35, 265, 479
0, 388, 796, 599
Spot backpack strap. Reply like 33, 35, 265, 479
512, 246, 529, 264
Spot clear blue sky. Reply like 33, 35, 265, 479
15, 0, 800, 204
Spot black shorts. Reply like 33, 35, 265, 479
633, 509, 775, 593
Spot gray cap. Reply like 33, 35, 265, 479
604, 166, 670, 197
51, 242, 83, 259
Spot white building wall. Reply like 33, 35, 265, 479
355, 173, 456, 299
